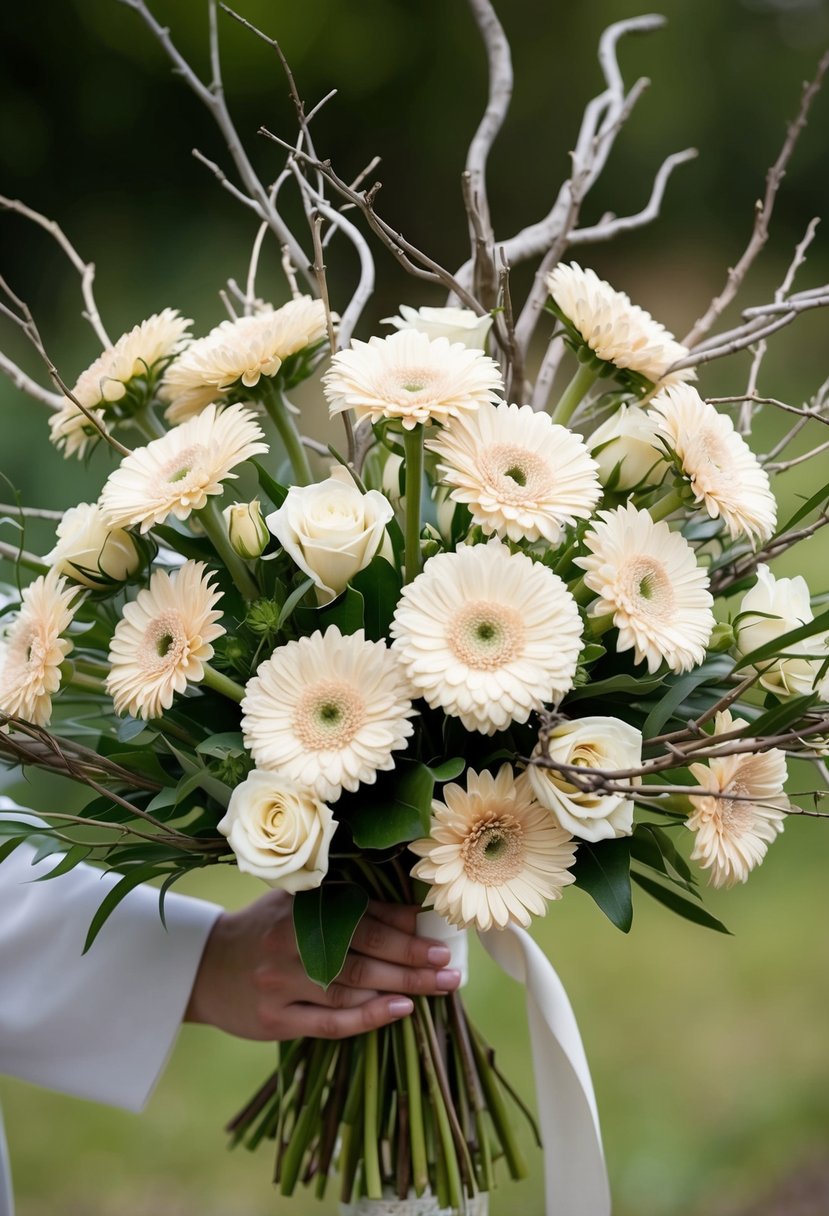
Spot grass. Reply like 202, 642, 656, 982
2, 815, 827, 1216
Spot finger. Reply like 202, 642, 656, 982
281, 995, 415, 1040
253, 963, 380, 1008
339, 953, 461, 997
367, 901, 420, 934
352, 914, 452, 968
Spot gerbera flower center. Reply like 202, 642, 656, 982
142, 613, 189, 670
391, 368, 437, 401
294, 680, 367, 750
461, 811, 525, 885
448, 600, 525, 670
162, 443, 208, 487
620, 556, 675, 620
479, 443, 551, 503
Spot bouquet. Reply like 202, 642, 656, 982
2, 3, 828, 1213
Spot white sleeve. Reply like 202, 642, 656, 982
0, 797, 222, 1112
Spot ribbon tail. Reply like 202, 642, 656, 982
478, 923, 612, 1216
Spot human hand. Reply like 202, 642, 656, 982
185, 891, 462, 1040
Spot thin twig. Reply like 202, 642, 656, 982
0, 351, 65, 411
683, 48, 829, 347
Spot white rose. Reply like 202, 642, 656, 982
46, 501, 141, 588
383, 304, 493, 350
527, 716, 642, 842
267, 470, 394, 603
587, 404, 667, 490
735, 564, 828, 698
223, 498, 270, 559
217, 769, 335, 890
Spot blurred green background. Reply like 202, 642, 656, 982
2, 0, 829, 1214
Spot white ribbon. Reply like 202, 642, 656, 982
418, 913, 611, 1216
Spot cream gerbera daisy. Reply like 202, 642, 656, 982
0, 569, 80, 727
546, 262, 693, 386
427, 400, 601, 544
648, 384, 777, 544
410, 764, 578, 931
99, 402, 268, 533
161, 297, 328, 423
106, 561, 224, 719
390, 541, 583, 734
241, 626, 416, 804
322, 329, 503, 430
575, 503, 715, 674
687, 711, 788, 887
49, 309, 192, 458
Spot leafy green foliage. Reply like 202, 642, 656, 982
293, 883, 369, 988
572, 839, 633, 932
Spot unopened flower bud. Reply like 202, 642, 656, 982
224, 499, 269, 560
708, 621, 735, 653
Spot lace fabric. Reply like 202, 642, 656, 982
340, 1191, 489, 1216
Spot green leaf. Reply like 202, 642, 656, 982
631, 870, 730, 934
642, 656, 734, 738
573, 838, 633, 932
350, 760, 438, 847
153, 524, 215, 562
277, 576, 315, 628
749, 693, 819, 739
635, 823, 694, 884
776, 484, 829, 536
251, 460, 288, 510
83, 864, 165, 953
351, 557, 402, 642
630, 825, 697, 895
36, 844, 93, 880
196, 731, 246, 759
427, 757, 465, 782
566, 672, 665, 702
293, 883, 369, 988
117, 716, 156, 744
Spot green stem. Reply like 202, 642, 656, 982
262, 380, 313, 485
588, 613, 615, 639
279, 1040, 336, 1195
65, 669, 107, 696
197, 497, 260, 600
648, 485, 685, 523
414, 1001, 464, 1211
363, 1030, 383, 1199
402, 424, 425, 584
401, 1015, 429, 1196
470, 1028, 528, 1180
202, 663, 245, 703
130, 407, 166, 441
569, 575, 593, 607
550, 361, 600, 427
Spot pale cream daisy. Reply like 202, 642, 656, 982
49, 309, 192, 458
106, 560, 224, 719
382, 304, 494, 350
323, 329, 503, 430
99, 402, 268, 533
161, 297, 328, 423
390, 540, 583, 734
575, 503, 715, 674
648, 384, 777, 544
241, 626, 416, 804
0, 569, 80, 727
687, 710, 788, 887
410, 764, 578, 932
427, 400, 601, 544
546, 262, 694, 386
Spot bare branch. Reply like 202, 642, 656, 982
118, 0, 313, 285
710, 510, 829, 595
463, 0, 513, 286
708, 393, 829, 426
530, 333, 566, 411
0, 194, 111, 347
0, 503, 64, 521
0, 351, 64, 411
683, 48, 829, 347
0, 276, 131, 457
568, 148, 697, 245
310, 212, 337, 355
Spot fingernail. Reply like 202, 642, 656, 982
388, 997, 414, 1017
435, 968, 461, 991
426, 945, 451, 966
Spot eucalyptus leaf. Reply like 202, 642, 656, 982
252, 460, 288, 510
277, 576, 315, 628
293, 883, 369, 988
196, 731, 246, 759
83, 864, 166, 953
642, 656, 734, 738
631, 870, 730, 934
566, 672, 665, 702
573, 838, 633, 932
